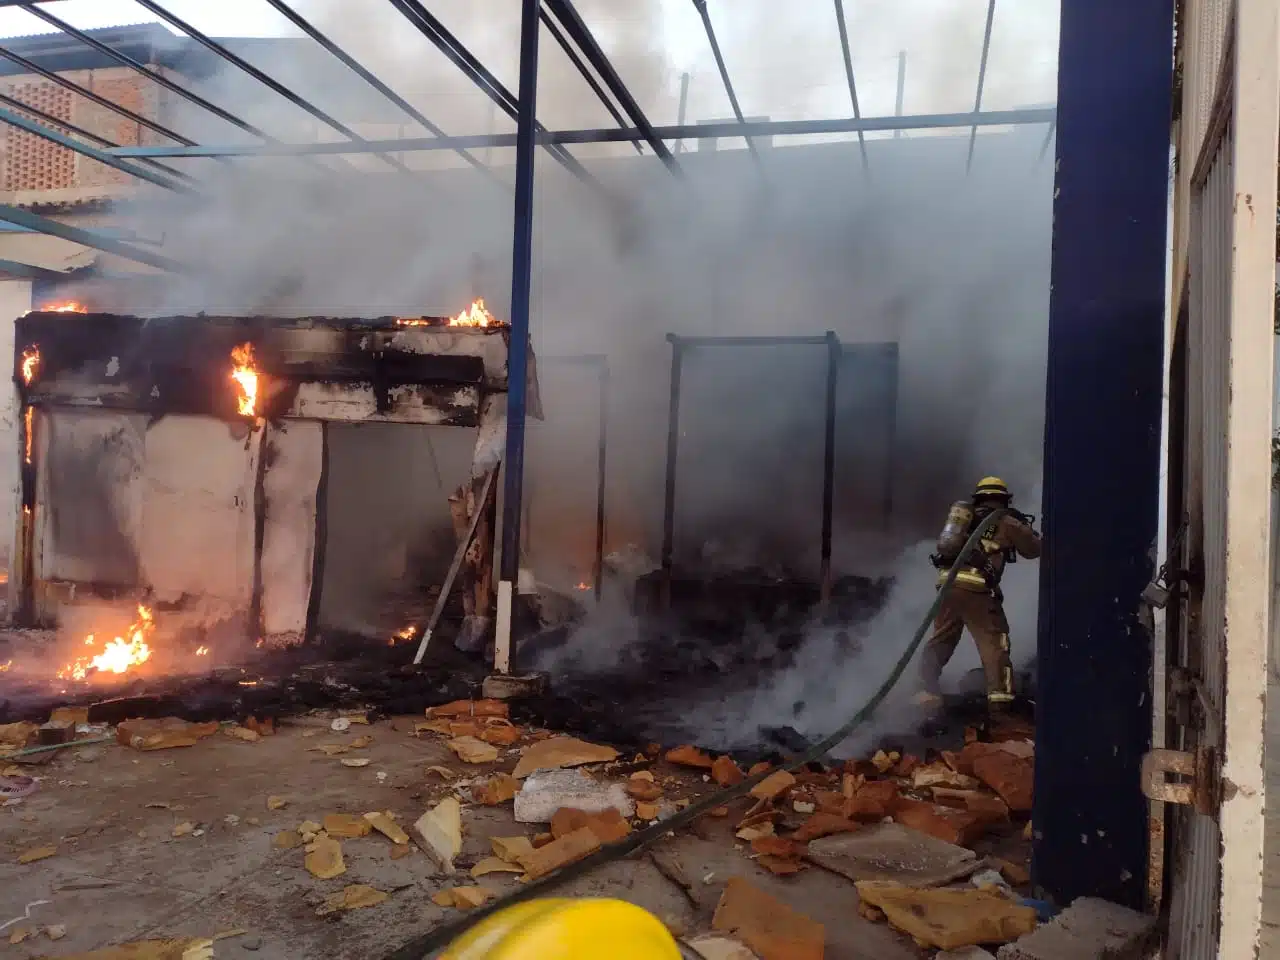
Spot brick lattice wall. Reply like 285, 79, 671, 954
0, 67, 159, 193
0, 80, 76, 191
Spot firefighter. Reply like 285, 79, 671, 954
915, 476, 1042, 711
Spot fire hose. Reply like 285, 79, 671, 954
381, 510, 1011, 960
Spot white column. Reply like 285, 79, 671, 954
260, 421, 323, 642
0, 280, 31, 621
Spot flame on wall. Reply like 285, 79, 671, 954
20, 345, 39, 385
23, 406, 32, 465
36, 301, 86, 314
231, 343, 259, 417
57, 605, 155, 681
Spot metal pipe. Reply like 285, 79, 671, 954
106, 108, 1057, 158
258, 0, 496, 180
0, 205, 185, 273
894, 50, 906, 136
832, 0, 869, 173
130, 0, 405, 174
674, 72, 690, 154
542, 0, 681, 172
0, 44, 197, 146
660, 336, 684, 609
0, 90, 193, 183
384, 0, 597, 185
495, 0, 542, 676
0, 104, 193, 193
20, 4, 277, 146
691, 0, 758, 161
672, 334, 834, 347
966, 0, 997, 173
539, 8, 641, 155
820, 331, 839, 609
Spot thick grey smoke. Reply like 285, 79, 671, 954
42, 3, 1054, 717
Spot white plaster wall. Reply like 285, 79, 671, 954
261, 421, 322, 638
37, 410, 146, 586
0, 279, 30, 619
137, 417, 258, 611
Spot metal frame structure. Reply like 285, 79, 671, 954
660, 332, 843, 608
0, 0, 1050, 674
526, 353, 609, 603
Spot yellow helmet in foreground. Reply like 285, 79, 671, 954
442, 899, 682, 960
974, 476, 1010, 501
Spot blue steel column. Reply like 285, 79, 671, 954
1033, 0, 1173, 908
495, 0, 541, 673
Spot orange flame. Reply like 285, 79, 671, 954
39, 301, 87, 314
449, 298, 497, 327
390, 625, 415, 647
20, 345, 39, 385
0, 660, 10, 672
396, 298, 502, 329
195, 646, 209, 656
231, 343, 258, 417
58, 604, 155, 681
23, 406, 32, 465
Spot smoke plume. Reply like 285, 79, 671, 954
33, 1, 1055, 732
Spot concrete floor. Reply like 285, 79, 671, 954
1, 719, 922, 960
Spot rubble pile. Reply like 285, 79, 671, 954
2, 691, 1146, 960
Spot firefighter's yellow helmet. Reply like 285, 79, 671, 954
974, 476, 1011, 500
441, 898, 682, 960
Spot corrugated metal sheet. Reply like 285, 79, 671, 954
1164, 0, 1278, 954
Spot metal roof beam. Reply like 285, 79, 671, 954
258, 0, 499, 183
0, 204, 185, 273
542, 0, 680, 173
832, 0, 870, 173
966, 0, 997, 173
383, 0, 598, 186
0, 258, 69, 281
0, 103, 195, 192
19, 4, 278, 146
0, 89, 194, 183
690, 0, 758, 162
130, 0, 409, 175
538, 7, 640, 155
106, 108, 1058, 158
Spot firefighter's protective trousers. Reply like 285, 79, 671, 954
918, 584, 1014, 704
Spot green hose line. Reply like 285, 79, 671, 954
6, 734, 114, 758
382, 509, 1010, 960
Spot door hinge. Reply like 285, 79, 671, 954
1141, 746, 1219, 814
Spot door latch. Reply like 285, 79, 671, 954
1141, 746, 1219, 814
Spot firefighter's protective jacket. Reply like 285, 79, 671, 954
936, 504, 1042, 592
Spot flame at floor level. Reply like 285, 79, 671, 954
57, 605, 155, 681
231, 343, 259, 417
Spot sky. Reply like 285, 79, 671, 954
0, 0, 1061, 133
